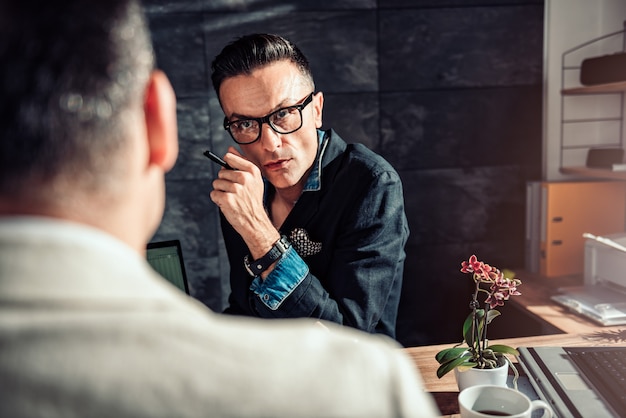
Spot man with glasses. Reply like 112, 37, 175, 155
210, 33, 409, 339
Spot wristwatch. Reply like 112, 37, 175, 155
244, 235, 291, 277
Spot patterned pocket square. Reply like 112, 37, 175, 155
289, 228, 322, 258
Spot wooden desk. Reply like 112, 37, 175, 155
405, 327, 626, 417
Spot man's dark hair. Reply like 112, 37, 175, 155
211, 33, 314, 96
0, 0, 154, 198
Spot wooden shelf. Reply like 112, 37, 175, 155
560, 166, 626, 180
562, 80, 626, 94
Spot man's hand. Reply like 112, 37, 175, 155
210, 147, 280, 259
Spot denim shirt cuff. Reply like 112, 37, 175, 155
249, 246, 308, 310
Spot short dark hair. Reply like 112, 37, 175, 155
0, 0, 154, 198
211, 33, 314, 96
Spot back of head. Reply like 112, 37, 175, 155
0, 0, 154, 205
211, 33, 314, 97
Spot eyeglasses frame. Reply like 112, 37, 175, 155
223, 92, 315, 145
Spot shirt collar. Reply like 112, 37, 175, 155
302, 129, 328, 192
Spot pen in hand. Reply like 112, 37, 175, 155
203, 150, 235, 170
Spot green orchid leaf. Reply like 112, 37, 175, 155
487, 344, 519, 356
462, 312, 473, 340
462, 310, 485, 346
436, 356, 476, 378
485, 309, 501, 325
434, 347, 454, 363
435, 347, 469, 364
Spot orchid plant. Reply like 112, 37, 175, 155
435, 255, 523, 379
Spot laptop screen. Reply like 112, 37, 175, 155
146, 240, 190, 294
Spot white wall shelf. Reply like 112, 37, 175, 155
558, 23, 626, 179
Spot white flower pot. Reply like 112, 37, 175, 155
454, 361, 509, 392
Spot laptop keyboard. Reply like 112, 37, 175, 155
565, 347, 626, 415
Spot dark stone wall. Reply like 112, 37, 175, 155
144, 0, 544, 347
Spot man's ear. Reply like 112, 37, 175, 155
144, 70, 178, 171
313, 91, 324, 129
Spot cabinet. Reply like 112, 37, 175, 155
559, 23, 626, 179
538, 181, 626, 277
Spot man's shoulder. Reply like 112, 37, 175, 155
212, 316, 406, 375
210, 317, 437, 415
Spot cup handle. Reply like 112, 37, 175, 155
530, 400, 554, 418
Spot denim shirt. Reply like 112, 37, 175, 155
249, 130, 327, 309
222, 129, 409, 338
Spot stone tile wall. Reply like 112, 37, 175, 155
144, 0, 544, 346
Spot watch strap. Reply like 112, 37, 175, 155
244, 235, 291, 277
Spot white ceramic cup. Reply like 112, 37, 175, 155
458, 385, 553, 418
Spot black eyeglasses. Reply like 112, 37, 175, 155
223, 92, 315, 145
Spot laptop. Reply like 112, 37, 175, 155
146, 239, 190, 294
517, 346, 626, 417
551, 233, 626, 326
